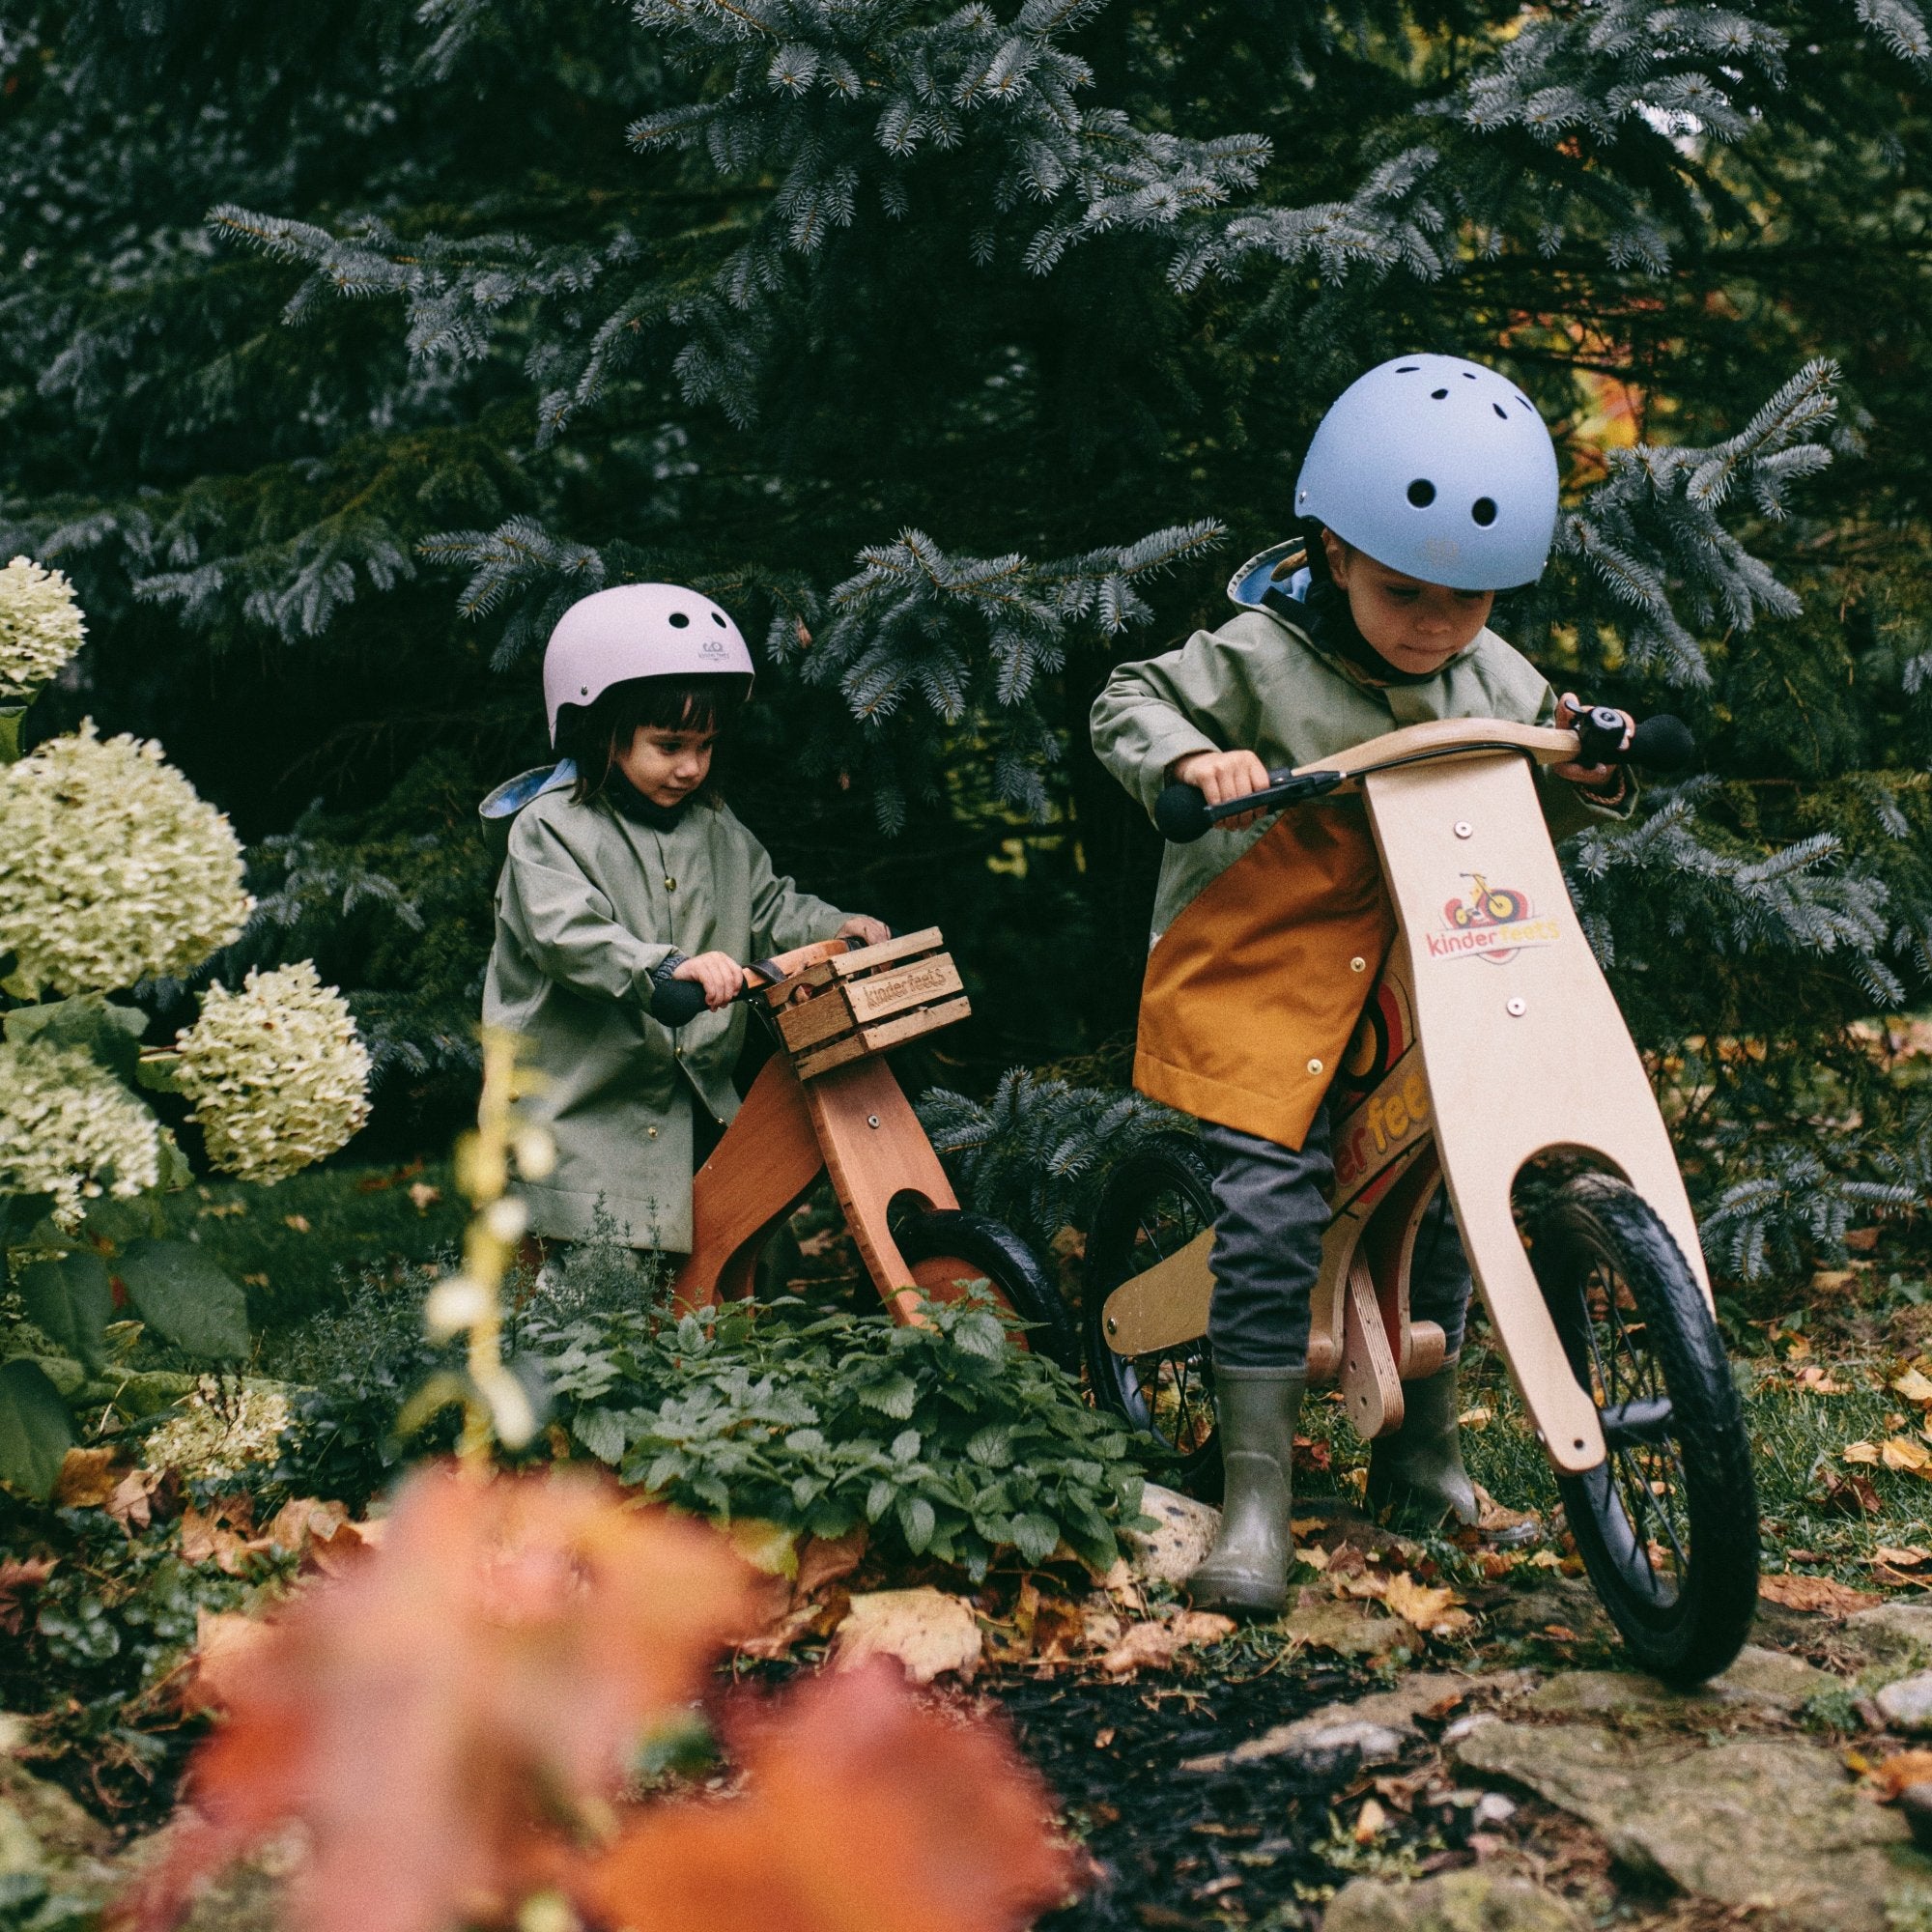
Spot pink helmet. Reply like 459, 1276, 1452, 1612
542, 583, 755, 747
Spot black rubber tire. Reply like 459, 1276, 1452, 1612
1083, 1133, 1222, 1500
1531, 1174, 1759, 1686
894, 1208, 1079, 1374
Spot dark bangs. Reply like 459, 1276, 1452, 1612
557, 674, 748, 803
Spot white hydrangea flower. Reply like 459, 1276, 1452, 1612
0, 721, 252, 995
173, 962, 372, 1183
0, 556, 86, 703
144, 1376, 294, 1482
0, 1038, 161, 1230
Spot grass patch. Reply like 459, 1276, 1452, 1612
157, 1159, 468, 1334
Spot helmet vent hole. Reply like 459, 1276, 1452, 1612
1431, 387, 1449, 399
1462, 371, 1477, 380
1492, 403, 1508, 420
711, 611, 727, 626
1471, 497, 1498, 526
668, 611, 691, 628
1397, 364, 1419, 373
1406, 478, 1436, 508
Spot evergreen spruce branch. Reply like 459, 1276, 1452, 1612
917, 1068, 1181, 1251
1554, 362, 1841, 688
1567, 789, 1893, 975
1850, 0, 1932, 67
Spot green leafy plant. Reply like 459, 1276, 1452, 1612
528, 1290, 1150, 1579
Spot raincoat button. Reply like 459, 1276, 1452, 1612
664, 876, 676, 891
647, 1126, 658, 1139
1350, 955, 1366, 973
1307, 1057, 1323, 1076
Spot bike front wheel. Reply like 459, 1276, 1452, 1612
1084, 1133, 1221, 1499
1531, 1174, 1759, 1685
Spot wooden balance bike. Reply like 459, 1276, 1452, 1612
650, 928, 1077, 1367
1085, 711, 1759, 1684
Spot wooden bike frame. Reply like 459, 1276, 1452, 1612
1097, 719, 1711, 1477
667, 939, 1000, 1322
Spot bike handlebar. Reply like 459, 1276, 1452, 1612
649, 975, 713, 1028
647, 934, 871, 1030
1152, 712, 1695, 846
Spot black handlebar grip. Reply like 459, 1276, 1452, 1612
1627, 713, 1694, 773
648, 974, 709, 1028
1153, 781, 1216, 844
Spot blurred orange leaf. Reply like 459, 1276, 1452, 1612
1891, 1370, 1932, 1406
1870, 1750, 1932, 1800
119, 1464, 759, 1932
1882, 1436, 1932, 1476
1843, 1441, 1882, 1465
584, 1660, 1082, 1932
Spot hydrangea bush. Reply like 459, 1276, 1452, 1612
0, 723, 252, 996
0, 566, 373, 1499
0, 1038, 161, 1228
168, 964, 373, 1183
0, 556, 85, 706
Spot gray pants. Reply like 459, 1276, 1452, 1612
1202, 1104, 1473, 1372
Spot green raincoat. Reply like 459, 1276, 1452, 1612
1092, 604, 1632, 1146
483, 787, 850, 1252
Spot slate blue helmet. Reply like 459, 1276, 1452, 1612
1293, 354, 1560, 591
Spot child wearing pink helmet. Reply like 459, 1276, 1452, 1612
483, 584, 887, 1258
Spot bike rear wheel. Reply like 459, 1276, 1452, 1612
1084, 1133, 1221, 1499
895, 1208, 1079, 1374
1531, 1174, 1758, 1685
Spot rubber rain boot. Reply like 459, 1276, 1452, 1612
1187, 1367, 1305, 1617
1366, 1358, 1480, 1532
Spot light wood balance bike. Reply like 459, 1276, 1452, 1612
1085, 711, 1759, 1683
650, 928, 1077, 1367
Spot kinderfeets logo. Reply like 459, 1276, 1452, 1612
699, 637, 728, 657
1425, 874, 1561, 965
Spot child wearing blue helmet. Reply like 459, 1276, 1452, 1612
1092, 355, 1634, 1614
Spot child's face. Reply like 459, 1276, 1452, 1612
615, 722, 717, 807
1321, 529, 1496, 676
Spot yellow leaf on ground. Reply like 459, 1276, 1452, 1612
1382, 1572, 1477, 1637
1354, 1798, 1387, 1843
1099, 1610, 1236, 1676
1893, 1370, 1932, 1406
1843, 1441, 1882, 1465
1875, 1546, 1932, 1569
53, 1447, 128, 1509
1297, 1546, 1331, 1572
1882, 1436, 1932, 1475
1457, 1406, 1493, 1430
1760, 1572, 1883, 1613
833, 1588, 982, 1687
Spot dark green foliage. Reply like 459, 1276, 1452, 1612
0, 1, 1928, 1283
917, 1067, 1181, 1255
528, 1291, 1150, 1577
0, 1493, 279, 1825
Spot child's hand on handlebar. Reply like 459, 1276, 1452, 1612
1171, 749, 1272, 830
837, 915, 893, 948
1552, 693, 1633, 791
671, 951, 746, 1010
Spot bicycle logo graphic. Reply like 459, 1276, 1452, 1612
1426, 874, 1561, 965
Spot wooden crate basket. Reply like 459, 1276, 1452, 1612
765, 926, 970, 1079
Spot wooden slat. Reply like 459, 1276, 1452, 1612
793, 994, 971, 1080
776, 991, 861, 1052
795, 925, 945, 988
845, 953, 964, 1022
